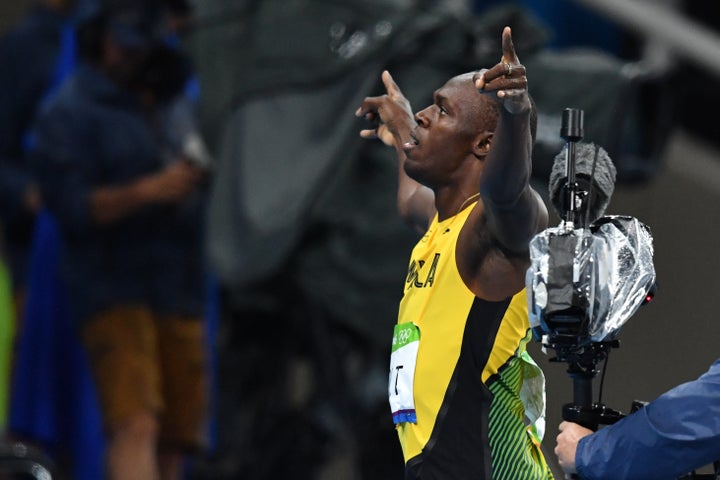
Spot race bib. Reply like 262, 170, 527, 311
389, 323, 420, 424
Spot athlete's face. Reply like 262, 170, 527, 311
402, 73, 494, 188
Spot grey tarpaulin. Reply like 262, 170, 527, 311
186, 0, 672, 343
186, 0, 548, 345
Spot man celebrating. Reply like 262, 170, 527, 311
356, 27, 552, 479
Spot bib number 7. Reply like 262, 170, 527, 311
389, 323, 420, 424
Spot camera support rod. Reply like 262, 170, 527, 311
560, 108, 584, 230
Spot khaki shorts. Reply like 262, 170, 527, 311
82, 305, 209, 452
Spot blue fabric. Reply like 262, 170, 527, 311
576, 359, 720, 479
9, 211, 105, 480
22, 21, 77, 153
392, 410, 417, 424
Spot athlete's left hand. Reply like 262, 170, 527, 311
473, 26, 530, 115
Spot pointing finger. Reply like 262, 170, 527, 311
501, 26, 519, 64
382, 70, 402, 99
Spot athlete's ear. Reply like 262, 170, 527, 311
473, 131, 493, 158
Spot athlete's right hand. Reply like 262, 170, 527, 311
355, 70, 415, 148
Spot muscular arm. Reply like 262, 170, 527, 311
474, 27, 547, 255
480, 109, 546, 254
357, 71, 435, 232
89, 160, 203, 225
32, 101, 203, 230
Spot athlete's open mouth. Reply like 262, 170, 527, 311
404, 131, 419, 147
402, 130, 420, 156
409, 131, 419, 145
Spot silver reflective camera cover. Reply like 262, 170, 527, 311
527, 216, 655, 342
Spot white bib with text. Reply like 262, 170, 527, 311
389, 322, 420, 424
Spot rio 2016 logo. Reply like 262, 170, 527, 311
395, 326, 415, 346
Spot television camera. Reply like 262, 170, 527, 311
526, 108, 657, 431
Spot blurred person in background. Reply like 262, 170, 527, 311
27, 1, 211, 478
0, 0, 78, 402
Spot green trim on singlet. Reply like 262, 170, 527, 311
487, 357, 553, 479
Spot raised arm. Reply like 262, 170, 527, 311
473, 27, 547, 254
356, 71, 435, 232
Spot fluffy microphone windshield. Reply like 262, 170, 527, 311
548, 142, 617, 224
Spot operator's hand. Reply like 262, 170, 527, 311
473, 26, 530, 115
355, 70, 415, 148
555, 421, 594, 477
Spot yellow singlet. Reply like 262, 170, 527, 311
395, 202, 553, 479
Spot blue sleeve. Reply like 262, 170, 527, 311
576, 359, 720, 480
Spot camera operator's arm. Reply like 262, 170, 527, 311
356, 71, 435, 232
473, 27, 547, 255
556, 359, 720, 480
31, 104, 203, 232
90, 159, 204, 225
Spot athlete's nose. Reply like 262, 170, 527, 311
415, 106, 432, 127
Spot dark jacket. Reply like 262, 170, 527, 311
577, 358, 720, 479
31, 63, 207, 321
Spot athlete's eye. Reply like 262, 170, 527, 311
439, 105, 448, 115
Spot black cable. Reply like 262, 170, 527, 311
597, 349, 610, 404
